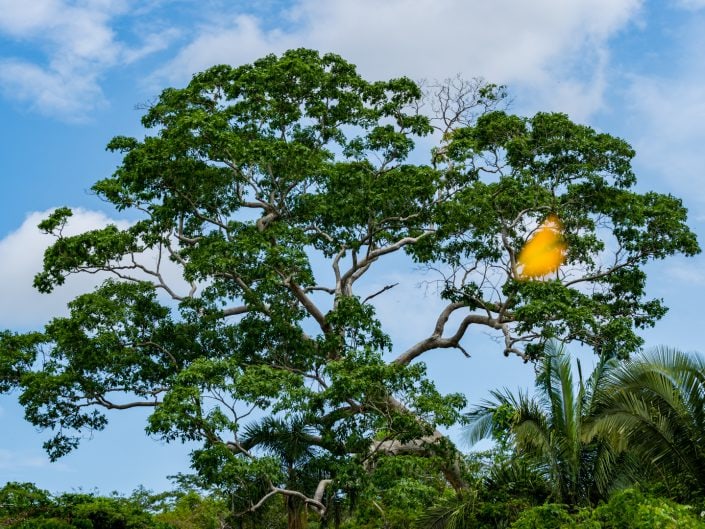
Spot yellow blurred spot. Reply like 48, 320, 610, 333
516, 214, 567, 280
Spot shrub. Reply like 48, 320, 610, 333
591, 489, 705, 529
510, 489, 705, 529
509, 504, 573, 529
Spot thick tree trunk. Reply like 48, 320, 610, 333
370, 432, 468, 490
286, 495, 307, 529
377, 397, 469, 490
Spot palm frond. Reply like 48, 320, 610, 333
414, 492, 479, 529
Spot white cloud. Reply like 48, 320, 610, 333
624, 19, 705, 209
122, 27, 182, 64
0, 0, 68, 36
0, 0, 643, 122
0, 0, 177, 121
156, 0, 642, 122
665, 260, 705, 287
629, 77, 705, 195
0, 448, 69, 470
0, 208, 199, 330
0, 209, 129, 328
0, 58, 105, 119
673, 0, 705, 9
151, 14, 294, 85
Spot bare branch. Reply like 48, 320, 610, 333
237, 485, 327, 517
393, 311, 497, 365
93, 396, 161, 410
372, 396, 468, 490
332, 246, 346, 296
313, 479, 333, 505
340, 233, 432, 288
285, 277, 331, 333
362, 283, 399, 304
304, 224, 335, 243
274, 487, 326, 513
236, 488, 279, 516
256, 211, 279, 232
303, 285, 336, 295
221, 305, 249, 317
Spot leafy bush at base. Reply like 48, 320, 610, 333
590, 489, 705, 529
15, 519, 76, 529
509, 504, 574, 529
0, 482, 169, 529
509, 489, 705, 529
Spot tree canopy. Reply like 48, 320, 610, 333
0, 48, 699, 524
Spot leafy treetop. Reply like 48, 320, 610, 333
0, 48, 698, 520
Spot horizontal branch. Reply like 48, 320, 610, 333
236, 484, 327, 517
373, 397, 468, 490
393, 303, 495, 365
93, 396, 161, 410
304, 285, 336, 295
339, 232, 432, 287
362, 282, 399, 304
221, 305, 249, 317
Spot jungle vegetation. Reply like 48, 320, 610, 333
1, 48, 703, 528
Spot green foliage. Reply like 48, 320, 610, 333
0, 482, 52, 527
340, 455, 451, 529
589, 347, 705, 500
3, 481, 705, 529
51, 493, 160, 529
416, 108, 700, 358
0, 483, 167, 529
0, 48, 699, 520
591, 489, 705, 529
414, 450, 550, 529
509, 503, 573, 529
509, 489, 705, 529
15, 519, 76, 529
464, 341, 622, 505
151, 491, 235, 529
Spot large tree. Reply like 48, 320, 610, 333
0, 48, 698, 519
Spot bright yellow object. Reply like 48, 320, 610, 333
516, 214, 566, 280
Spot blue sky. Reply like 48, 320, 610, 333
2, 0, 705, 495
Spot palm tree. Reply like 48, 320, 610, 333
242, 416, 331, 529
588, 346, 705, 499
463, 340, 620, 506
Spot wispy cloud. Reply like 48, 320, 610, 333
155, 0, 642, 122
0, 448, 70, 471
0, 209, 130, 328
673, 0, 705, 10
0, 0, 644, 123
624, 18, 705, 210
0, 208, 196, 330
665, 260, 705, 287
0, 0, 178, 121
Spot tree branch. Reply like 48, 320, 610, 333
362, 283, 399, 304
93, 396, 161, 410
393, 303, 495, 365
221, 305, 249, 317
284, 277, 331, 333
313, 479, 333, 505
339, 233, 432, 288
371, 397, 469, 490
